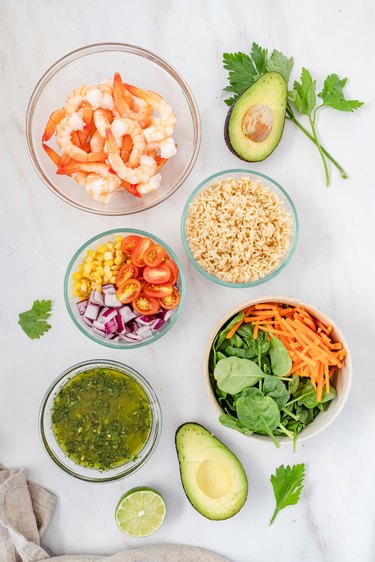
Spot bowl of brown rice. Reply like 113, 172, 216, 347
181, 169, 298, 287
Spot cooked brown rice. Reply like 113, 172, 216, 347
185, 176, 292, 284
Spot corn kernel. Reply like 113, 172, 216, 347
103, 251, 113, 261
81, 282, 88, 292
72, 272, 81, 281
115, 242, 121, 250
98, 245, 107, 254
87, 249, 95, 258
114, 236, 123, 243
114, 257, 122, 265
106, 242, 114, 251
96, 255, 104, 263
85, 256, 93, 263
83, 263, 92, 275
104, 259, 114, 267
91, 281, 98, 289
97, 266, 104, 274
110, 276, 116, 283
111, 264, 119, 270
103, 273, 112, 283
92, 272, 101, 281
104, 265, 111, 274
73, 289, 81, 297
78, 264, 84, 272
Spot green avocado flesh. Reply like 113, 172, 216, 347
175, 423, 248, 520
51, 368, 152, 471
224, 72, 287, 162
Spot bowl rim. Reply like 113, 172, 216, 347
25, 42, 201, 215
203, 296, 352, 444
64, 228, 186, 348
39, 359, 162, 482
181, 168, 299, 287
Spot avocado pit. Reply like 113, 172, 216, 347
242, 103, 273, 142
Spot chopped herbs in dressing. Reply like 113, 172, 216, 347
51, 368, 152, 471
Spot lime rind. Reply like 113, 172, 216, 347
115, 487, 166, 537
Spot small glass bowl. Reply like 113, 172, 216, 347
64, 228, 185, 348
26, 43, 201, 215
181, 169, 299, 287
39, 360, 161, 482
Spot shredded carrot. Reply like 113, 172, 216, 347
230, 301, 346, 401
225, 318, 244, 340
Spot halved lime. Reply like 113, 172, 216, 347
115, 486, 166, 537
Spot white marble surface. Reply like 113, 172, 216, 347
1, 1, 375, 561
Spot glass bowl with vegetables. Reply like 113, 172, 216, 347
26, 43, 201, 215
64, 228, 185, 348
204, 297, 351, 449
181, 169, 298, 287
39, 359, 161, 482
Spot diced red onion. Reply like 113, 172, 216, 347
92, 327, 106, 337
118, 306, 136, 323
104, 317, 118, 335
116, 314, 125, 334
122, 332, 142, 341
102, 284, 116, 294
92, 320, 105, 331
161, 309, 174, 322
101, 307, 118, 321
136, 325, 153, 338
82, 316, 93, 327
76, 299, 88, 315
104, 292, 122, 308
152, 318, 166, 330
89, 289, 104, 306
136, 314, 157, 325
83, 302, 101, 321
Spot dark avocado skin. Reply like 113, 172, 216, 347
224, 72, 287, 162
175, 422, 248, 521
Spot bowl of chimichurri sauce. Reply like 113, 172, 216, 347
39, 360, 161, 482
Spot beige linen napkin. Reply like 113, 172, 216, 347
0, 465, 229, 562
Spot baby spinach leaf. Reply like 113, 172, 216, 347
227, 333, 245, 348
217, 351, 227, 361
269, 335, 292, 377
290, 374, 300, 395
320, 386, 337, 403
294, 404, 315, 425
261, 355, 272, 375
236, 391, 280, 444
263, 375, 290, 409
225, 346, 258, 360
237, 324, 253, 338
214, 356, 264, 394
215, 312, 244, 350
219, 413, 254, 436
256, 330, 270, 355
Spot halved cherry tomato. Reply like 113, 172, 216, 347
121, 235, 141, 256
143, 244, 167, 267
131, 238, 153, 267
116, 278, 141, 304
143, 282, 173, 298
165, 258, 179, 285
115, 264, 139, 288
159, 289, 180, 310
133, 293, 160, 315
143, 263, 171, 284
123, 181, 142, 198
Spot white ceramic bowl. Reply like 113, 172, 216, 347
203, 296, 352, 444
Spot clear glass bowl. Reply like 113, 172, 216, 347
26, 43, 201, 215
64, 228, 185, 348
181, 169, 299, 287
39, 359, 161, 482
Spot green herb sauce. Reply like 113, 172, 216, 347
51, 368, 152, 471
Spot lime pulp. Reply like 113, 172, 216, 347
115, 486, 166, 537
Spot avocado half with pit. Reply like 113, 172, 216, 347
224, 71, 287, 162
175, 422, 248, 520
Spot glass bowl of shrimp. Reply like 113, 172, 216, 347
26, 43, 201, 215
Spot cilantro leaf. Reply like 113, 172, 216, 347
223, 52, 257, 98
269, 463, 305, 524
318, 73, 364, 112
266, 49, 294, 82
289, 68, 316, 115
250, 42, 268, 76
18, 300, 52, 340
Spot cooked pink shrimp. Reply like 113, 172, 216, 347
137, 173, 162, 195
64, 85, 95, 116
85, 173, 122, 203
147, 137, 177, 159
108, 118, 146, 167
55, 117, 107, 163
42, 108, 65, 141
105, 128, 156, 184
57, 161, 112, 176
124, 84, 176, 141
112, 73, 152, 128
93, 108, 113, 138
74, 171, 88, 187
90, 129, 105, 153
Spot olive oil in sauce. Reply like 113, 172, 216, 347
51, 368, 152, 471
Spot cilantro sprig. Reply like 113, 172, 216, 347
269, 463, 305, 525
18, 300, 52, 340
223, 43, 364, 186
